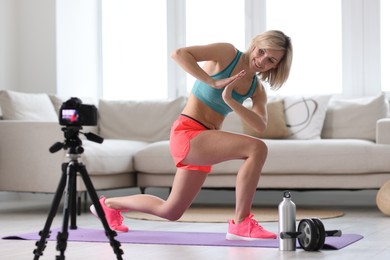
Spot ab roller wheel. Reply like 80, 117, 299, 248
297, 218, 341, 251
280, 217, 342, 251
297, 218, 324, 251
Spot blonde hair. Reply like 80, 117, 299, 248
246, 30, 293, 90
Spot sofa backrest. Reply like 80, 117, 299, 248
0, 90, 58, 121
222, 93, 389, 141
1, 89, 388, 142
98, 96, 187, 142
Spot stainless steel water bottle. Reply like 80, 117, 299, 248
278, 190, 297, 251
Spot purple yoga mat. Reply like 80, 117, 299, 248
2, 227, 363, 250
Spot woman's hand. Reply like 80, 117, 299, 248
220, 70, 246, 102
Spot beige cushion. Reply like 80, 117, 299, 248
322, 94, 390, 141
284, 95, 331, 139
0, 90, 57, 121
242, 99, 289, 139
98, 96, 186, 142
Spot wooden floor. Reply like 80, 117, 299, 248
0, 190, 389, 260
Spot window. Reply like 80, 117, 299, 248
101, 0, 167, 100
266, 0, 342, 96
185, 0, 245, 93
381, 0, 390, 92
100, 0, 384, 100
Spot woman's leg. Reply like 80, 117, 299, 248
102, 130, 266, 225
181, 130, 267, 224
104, 168, 207, 221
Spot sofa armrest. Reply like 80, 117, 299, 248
0, 121, 66, 192
376, 118, 390, 144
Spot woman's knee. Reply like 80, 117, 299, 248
161, 209, 185, 221
248, 138, 268, 161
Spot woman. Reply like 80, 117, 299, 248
91, 30, 293, 241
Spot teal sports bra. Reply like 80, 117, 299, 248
192, 50, 257, 116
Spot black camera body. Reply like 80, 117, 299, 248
59, 97, 97, 126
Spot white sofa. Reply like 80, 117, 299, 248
0, 90, 390, 199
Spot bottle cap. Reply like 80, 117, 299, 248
283, 191, 291, 198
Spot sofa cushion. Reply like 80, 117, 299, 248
284, 95, 331, 139
214, 139, 390, 175
242, 99, 289, 139
264, 139, 390, 174
134, 141, 176, 173
134, 139, 390, 176
98, 96, 186, 142
81, 139, 149, 175
322, 94, 390, 141
0, 90, 57, 121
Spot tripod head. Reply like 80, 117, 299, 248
49, 126, 104, 155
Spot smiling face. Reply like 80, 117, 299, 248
249, 47, 285, 73
245, 30, 293, 89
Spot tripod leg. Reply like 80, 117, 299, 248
33, 163, 68, 260
78, 164, 124, 260
55, 161, 78, 260
70, 167, 77, 230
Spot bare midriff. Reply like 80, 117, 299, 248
181, 94, 225, 130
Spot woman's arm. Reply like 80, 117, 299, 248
171, 43, 240, 89
223, 82, 268, 134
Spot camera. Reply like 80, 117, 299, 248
59, 97, 97, 126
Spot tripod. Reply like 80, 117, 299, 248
33, 126, 124, 260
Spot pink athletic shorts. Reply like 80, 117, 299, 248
169, 114, 212, 173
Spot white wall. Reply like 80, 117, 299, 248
0, 0, 100, 99
0, 0, 56, 94
0, 0, 18, 91
18, 0, 57, 94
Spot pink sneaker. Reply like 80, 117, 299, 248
90, 196, 129, 233
226, 214, 277, 241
